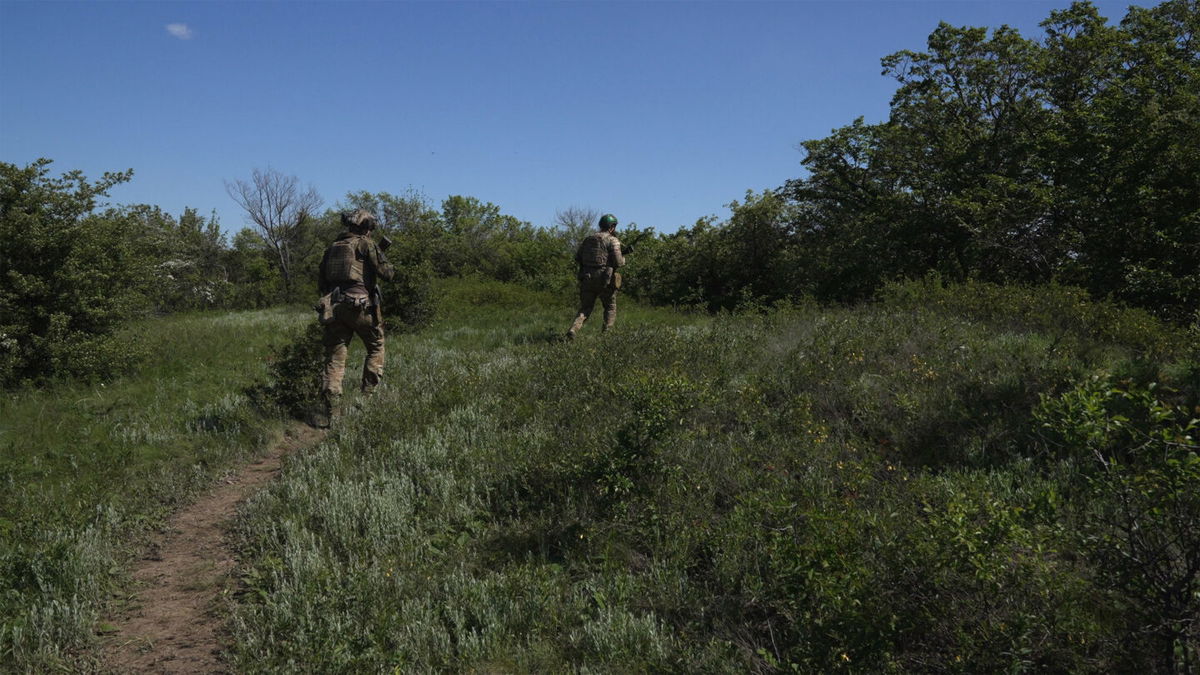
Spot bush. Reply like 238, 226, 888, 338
878, 276, 1189, 360
0, 159, 146, 386
384, 258, 438, 334
246, 321, 325, 420
1037, 377, 1200, 671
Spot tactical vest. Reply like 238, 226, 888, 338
325, 236, 365, 284
578, 232, 612, 267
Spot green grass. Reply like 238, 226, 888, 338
4, 279, 1197, 672
0, 306, 307, 670
229, 278, 1200, 672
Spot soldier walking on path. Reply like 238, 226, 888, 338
567, 213, 626, 339
314, 208, 395, 427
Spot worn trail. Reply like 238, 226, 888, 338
102, 424, 324, 674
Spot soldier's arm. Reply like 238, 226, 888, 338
365, 239, 396, 282
609, 238, 626, 268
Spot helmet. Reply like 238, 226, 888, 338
599, 213, 618, 230
341, 208, 377, 232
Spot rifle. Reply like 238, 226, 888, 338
610, 226, 652, 291
621, 226, 651, 255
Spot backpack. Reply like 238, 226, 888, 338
577, 232, 611, 267
324, 236, 364, 284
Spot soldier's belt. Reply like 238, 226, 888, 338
339, 295, 372, 309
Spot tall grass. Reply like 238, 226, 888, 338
231, 278, 1199, 672
0, 307, 306, 670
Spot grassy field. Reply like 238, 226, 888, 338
0, 307, 307, 670
231, 279, 1199, 672
3, 279, 1198, 672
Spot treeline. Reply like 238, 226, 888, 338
627, 0, 1199, 321
0, 161, 585, 387
3, 1, 1195, 387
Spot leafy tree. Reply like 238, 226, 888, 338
438, 195, 566, 282
225, 227, 282, 309
117, 204, 233, 311
0, 159, 144, 386
775, 0, 1199, 321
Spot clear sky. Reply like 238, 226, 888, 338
1, 0, 1144, 235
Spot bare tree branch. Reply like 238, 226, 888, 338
554, 206, 601, 253
225, 167, 322, 298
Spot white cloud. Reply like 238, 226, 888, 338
166, 23, 193, 40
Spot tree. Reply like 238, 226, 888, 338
340, 188, 444, 264
225, 167, 323, 300
776, 0, 1199, 321
0, 159, 144, 386
226, 227, 282, 309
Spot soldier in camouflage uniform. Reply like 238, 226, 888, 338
566, 213, 625, 339
315, 209, 395, 426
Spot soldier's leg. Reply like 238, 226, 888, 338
319, 311, 355, 426
569, 283, 598, 336
354, 308, 386, 393
600, 286, 618, 331
321, 313, 355, 397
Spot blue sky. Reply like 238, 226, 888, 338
1, 0, 1144, 235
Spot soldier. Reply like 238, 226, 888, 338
314, 208, 395, 427
566, 213, 625, 339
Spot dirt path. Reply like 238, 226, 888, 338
102, 423, 324, 674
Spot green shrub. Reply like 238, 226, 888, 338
1037, 377, 1200, 671
246, 321, 325, 420
0, 159, 146, 387
384, 258, 438, 333
878, 276, 1189, 360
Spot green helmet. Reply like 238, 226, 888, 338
599, 213, 618, 230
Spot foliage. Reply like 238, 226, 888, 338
629, 191, 797, 311
245, 320, 326, 421
1037, 377, 1200, 671
383, 257, 439, 334
121, 204, 236, 311
225, 227, 285, 309
0, 159, 145, 387
779, 0, 1200, 321
623, 1, 1198, 324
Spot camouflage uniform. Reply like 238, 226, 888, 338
317, 214, 395, 404
568, 230, 625, 337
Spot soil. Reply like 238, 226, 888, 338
101, 423, 324, 674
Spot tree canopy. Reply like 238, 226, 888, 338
779, 0, 1199, 320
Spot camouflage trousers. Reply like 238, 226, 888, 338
568, 269, 617, 335
321, 301, 385, 396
